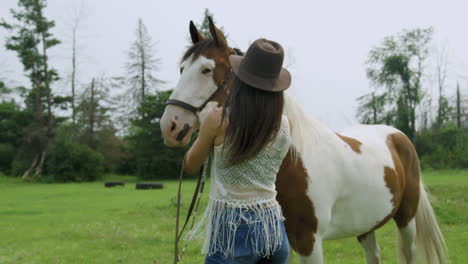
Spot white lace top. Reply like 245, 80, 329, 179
188, 115, 291, 258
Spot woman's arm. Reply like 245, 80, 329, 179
184, 107, 223, 174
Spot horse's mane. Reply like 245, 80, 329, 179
284, 93, 326, 159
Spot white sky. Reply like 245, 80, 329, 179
1, 0, 467, 130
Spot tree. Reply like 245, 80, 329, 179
434, 43, 451, 128
1, 0, 62, 179
76, 77, 114, 148
454, 83, 468, 129
0, 80, 11, 96
356, 92, 391, 124
68, 1, 87, 125
75, 77, 124, 172
416, 124, 468, 169
361, 28, 433, 141
121, 18, 163, 123
196, 9, 227, 39
455, 83, 461, 128
0, 101, 33, 174
126, 90, 187, 179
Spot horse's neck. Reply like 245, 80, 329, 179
283, 93, 342, 157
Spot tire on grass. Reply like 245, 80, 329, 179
135, 182, 164, 190
104, 181, 125, 187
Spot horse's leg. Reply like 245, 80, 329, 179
297, 237, 323, 264
357, 231, 381, 264
396, 218, 416, 264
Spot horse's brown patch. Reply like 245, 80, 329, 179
387, 132, 420, 228
276, 148, 317, 256
201, 45, 235, 104
358, 132, 420, 238
336, 134, 362, 154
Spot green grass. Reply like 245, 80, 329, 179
0, 171, 467, 264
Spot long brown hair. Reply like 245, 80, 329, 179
222, 77, 284, 166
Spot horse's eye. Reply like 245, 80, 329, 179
202, 68, 212, 74
180, 67, 184, 74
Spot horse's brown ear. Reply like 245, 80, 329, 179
208, 17, 228, 48
190, 21, 205, 44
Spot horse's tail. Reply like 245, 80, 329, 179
411, 181, 448, 264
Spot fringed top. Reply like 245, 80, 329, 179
187, 115, 291, 259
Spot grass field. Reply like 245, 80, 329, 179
0, 170, 467, 264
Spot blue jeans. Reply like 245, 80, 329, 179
204, 211, 289, 264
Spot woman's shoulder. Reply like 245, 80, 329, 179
203, 107, 227, 146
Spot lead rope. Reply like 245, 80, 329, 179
174, 152, 211, 264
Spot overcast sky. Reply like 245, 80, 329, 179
1, 0, 467, 130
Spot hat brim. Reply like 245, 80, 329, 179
229, 55, 291, 92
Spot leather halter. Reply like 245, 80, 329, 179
166, 50, 238, 114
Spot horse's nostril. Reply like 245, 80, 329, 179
176, 123, 191, 141
170, 121, 177, 132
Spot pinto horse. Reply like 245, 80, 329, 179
160, 18, 447, 264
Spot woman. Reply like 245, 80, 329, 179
184, 38, 292, 264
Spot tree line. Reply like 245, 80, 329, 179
0, 2, 222, 181
357, 28, 468, 169
1, 2, 466, 182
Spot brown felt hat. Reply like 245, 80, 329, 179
229, 38, 291, 92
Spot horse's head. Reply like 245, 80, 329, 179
161, 18, 236, 147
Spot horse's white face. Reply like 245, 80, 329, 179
160, 55, 218, 147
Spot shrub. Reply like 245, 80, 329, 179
46, 141, 104, 182
417, 124, 468, 169
0, 143, 15, 174
10, 158, 30, 177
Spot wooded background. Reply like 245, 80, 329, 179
0, 2, 467, 182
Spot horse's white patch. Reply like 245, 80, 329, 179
283, 94, 398, 240
170, 55, 217, 110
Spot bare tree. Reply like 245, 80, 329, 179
453, 83, 468, 129
455, 83, 462, 128
69, 1, 87, 125
119, 18, 163, 131
76, 77, 116, 148
434, 42, 451, 128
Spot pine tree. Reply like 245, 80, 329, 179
196, 9, 227, 39
123, 18, 163, 118
1, 0, 61, 179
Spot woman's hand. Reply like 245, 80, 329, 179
184, 104, 223, 174
198, 101, 220, 124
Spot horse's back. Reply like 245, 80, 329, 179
339, 124, 401, 144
